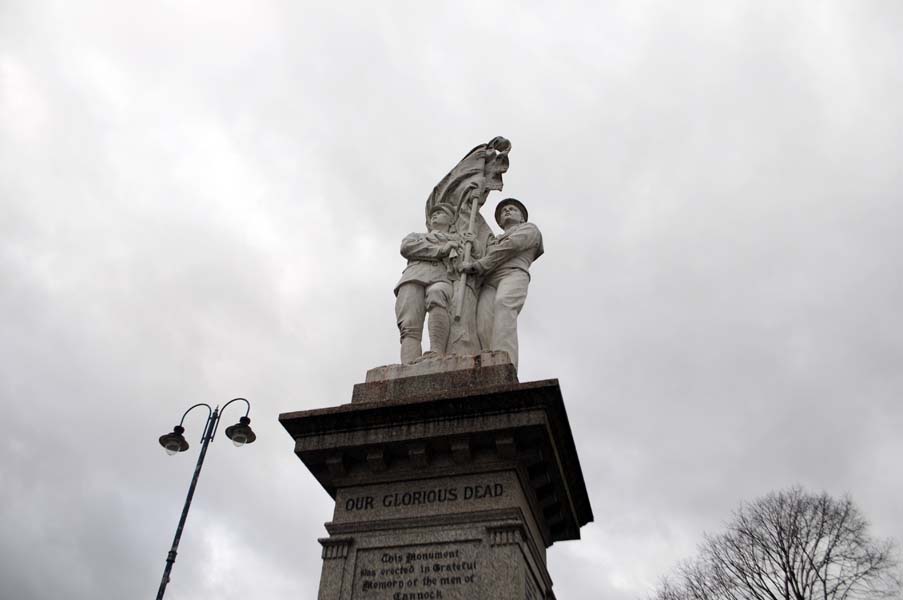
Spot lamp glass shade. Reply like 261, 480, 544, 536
158, 425, 189, 454
225, 416, 256, 447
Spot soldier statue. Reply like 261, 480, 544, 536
393, 137, 542, 371
463, 198, 543, 370
394, 204, 460, 364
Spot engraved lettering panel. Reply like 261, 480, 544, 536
353, 542, 479, 599
334, 472, 522, 523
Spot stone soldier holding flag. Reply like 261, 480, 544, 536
394, 203, 461, 363
392, 137, 543, 370
462, 198, 543, 370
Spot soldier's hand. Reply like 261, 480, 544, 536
461, 231, 475, 244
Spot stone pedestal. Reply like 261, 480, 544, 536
279, 354, 593, 599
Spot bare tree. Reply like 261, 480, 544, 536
653, 488, 900, 600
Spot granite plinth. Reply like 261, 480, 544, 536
280, 372, 593, 600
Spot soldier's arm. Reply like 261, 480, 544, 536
473, 224, 541, 273
400, 232, 452, 261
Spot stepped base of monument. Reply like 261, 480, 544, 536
364, 351, 514, 382
280, 368, 592, 600
352, 351, 517, 404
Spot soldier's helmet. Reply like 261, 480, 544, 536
494, 198, 528, 226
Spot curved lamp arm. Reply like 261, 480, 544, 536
177, 403, 214, 443
211, 397, 251, 440
220, 397, 251, 417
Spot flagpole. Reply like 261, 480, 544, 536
453, 185, 483, 321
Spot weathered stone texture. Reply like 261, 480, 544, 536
280, 372, 592, 599
353, 351, 517, 404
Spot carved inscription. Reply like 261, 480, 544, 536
354, 543, 479, 599
334, 473, 525, 530
344, 483, 504, 514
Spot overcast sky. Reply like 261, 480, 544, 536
1, 1, 902, 599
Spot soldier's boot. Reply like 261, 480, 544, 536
426, 308, 450, 356
400, 336, 422, 364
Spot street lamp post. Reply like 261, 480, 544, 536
155, 397, 256, 600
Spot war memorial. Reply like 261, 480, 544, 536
280, 137, 593, 599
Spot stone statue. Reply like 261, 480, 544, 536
463, 198, 543, 370
425, 136, 511, 358
393, 137, 542, 370
394, 203, 460, 363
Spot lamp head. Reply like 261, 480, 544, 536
159, 425, 189, 455
225, 416, 256, 447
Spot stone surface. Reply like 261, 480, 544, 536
280, 375, 593, 599
366, 351, 514, 382
353, 351, 517, 404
